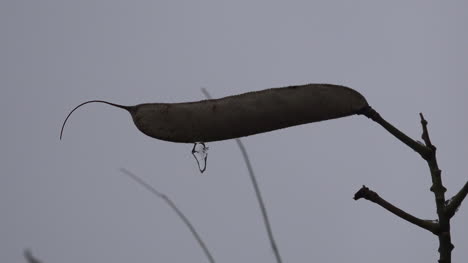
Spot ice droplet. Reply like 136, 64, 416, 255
191, 142, 209, 173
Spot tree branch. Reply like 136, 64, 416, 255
417, 114, 453, 263
120, 168, 215, 263
354, 185, 440, 234
445, 181, 468, 219
361, 107, 456, 262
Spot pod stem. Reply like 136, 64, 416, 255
360, 106, 432, 159
60, 100, 133, 140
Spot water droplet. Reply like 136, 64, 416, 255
191, 142, 209, 173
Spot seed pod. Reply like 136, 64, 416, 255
60, 83, 368, 143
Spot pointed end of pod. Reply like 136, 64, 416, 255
60, 100, 136, 140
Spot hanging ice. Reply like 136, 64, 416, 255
191, 142, 209, 173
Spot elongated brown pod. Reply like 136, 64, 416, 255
61, 84, 368, 143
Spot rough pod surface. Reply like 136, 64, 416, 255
61, 83, 369, 143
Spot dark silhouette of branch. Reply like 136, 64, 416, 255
418, 113, 453, 263
359, 107, 457, 263
202, 88, 283, 263
354, 185, 440, 234
120, 168, 215, 263
445, 181, 468, 218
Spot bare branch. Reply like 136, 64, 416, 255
120, 168, 215, 263
417, 113, 453, 262
361, 108, 455, 261
202, 88, 283, 263
354, 185, 440, 235
445, 181, 468, 218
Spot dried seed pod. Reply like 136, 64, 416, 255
60, 83, 368, 143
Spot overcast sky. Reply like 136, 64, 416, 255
2, 1, 467, 262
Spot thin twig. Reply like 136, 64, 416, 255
120, 168, 215, 263
354, 185, 440, 234
201, 88, 283, 263
418, 113, 453, 263
445, 181, 468, 218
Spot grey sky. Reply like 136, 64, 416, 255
2, 1, 467, 262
